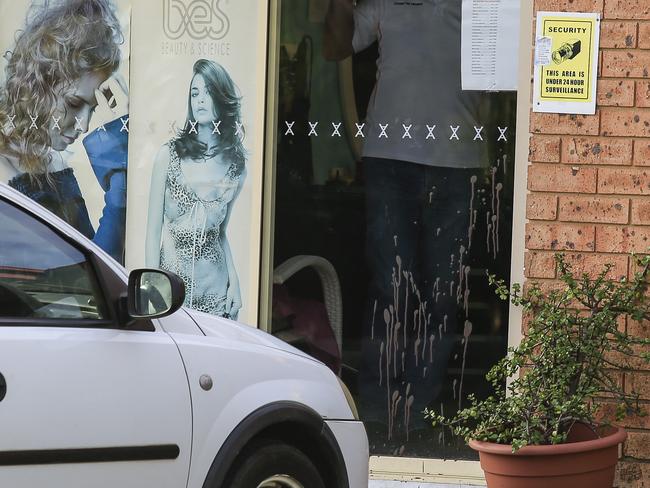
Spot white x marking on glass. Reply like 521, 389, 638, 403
120, 117, 130, 133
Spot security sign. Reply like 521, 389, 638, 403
533, 11, 600, 115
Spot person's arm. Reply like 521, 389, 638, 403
144, 145, 170, 268
323, 0, 355, 61
83, 117, 128, 263
221, 169, 246, 318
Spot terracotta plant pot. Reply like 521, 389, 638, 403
469, 426, 627, 488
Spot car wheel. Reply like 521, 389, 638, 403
225, 441, 326, 488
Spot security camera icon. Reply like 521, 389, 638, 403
552, 39, 581, 65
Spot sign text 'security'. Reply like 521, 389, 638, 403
163, 0, 230, 40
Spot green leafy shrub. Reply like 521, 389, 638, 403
426, 253, 650, 451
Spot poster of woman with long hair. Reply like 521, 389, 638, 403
145, 59, 246, 319
0, 0, 131, 263
128, 0, 268, 324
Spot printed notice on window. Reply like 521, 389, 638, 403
533, 11, 601, 115
461, 0, 520, 91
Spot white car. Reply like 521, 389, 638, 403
0, 183, 369, 488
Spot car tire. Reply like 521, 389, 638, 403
224, 441, 326, 488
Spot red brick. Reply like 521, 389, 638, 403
627, 318, 650, 339
529, 135, 561, 162
561, 137, 633, 165
616, 315, 627, 334
635, 81, 650, 108
566, 252, 628, 279
601, 108, 650, 138
598, 79, 635, 107
605, 0, 650, 19
616, 461, 650, 488
599, 168, 650, 195
558, 195, 629, 223
596, 402, 650, 430
522, 279, 568, 299
639, 22, 650, 49
630, 345, 650, 370
626, 372, 650, 400
596, 225, 650, 252
598, 50, 603, 78
630, 199, 650, 224
602, 51, 650, 78
529, 164, 597, 193
600, 21, 637, 48
607, 344, 650, 370
526, 193, 558, 220
633, 139, 650, 165
625, 432, 650, 459
530, 112, 600, 136
526, 222, 595, 251
535, 0, 603, 12
524, 251, 557, 278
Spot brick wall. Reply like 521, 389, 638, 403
527, 1, 650, 486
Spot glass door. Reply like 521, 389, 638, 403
268, 0, 517, 460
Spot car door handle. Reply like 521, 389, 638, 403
0, 372, 6, 402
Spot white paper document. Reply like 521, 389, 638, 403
461, 0, 520, 91
534, 36, 553, 66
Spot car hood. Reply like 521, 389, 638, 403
184, 309, 320, 363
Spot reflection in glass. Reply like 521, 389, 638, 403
0, 199, 106, 320
271, 0, 516, 460
136, 271, 173, 316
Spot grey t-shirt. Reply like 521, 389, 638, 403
353, 0, 488, 168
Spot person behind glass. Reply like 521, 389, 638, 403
324, 0, 488, 434
0, 0, 128, 262
145, 59, 246, 319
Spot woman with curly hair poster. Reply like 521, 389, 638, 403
0, 0, 132, 264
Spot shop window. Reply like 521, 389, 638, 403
270, 0, 517, 460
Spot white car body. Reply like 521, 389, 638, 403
0, 183, 369, 488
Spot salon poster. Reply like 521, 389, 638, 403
126, 0, 269, 325
0, 0, 131, 263
533, 11, 600, 115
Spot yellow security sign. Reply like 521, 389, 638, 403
533, 12, 600, 115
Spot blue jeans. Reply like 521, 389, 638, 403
359, 157, 477, 433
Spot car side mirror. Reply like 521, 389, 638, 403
127, 269, 185, 319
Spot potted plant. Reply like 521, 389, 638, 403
426, 253, 650, 488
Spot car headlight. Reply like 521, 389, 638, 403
337, 377, 359, 420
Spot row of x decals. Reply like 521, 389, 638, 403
284, 121, 509, 142
5, 115, 130, 133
